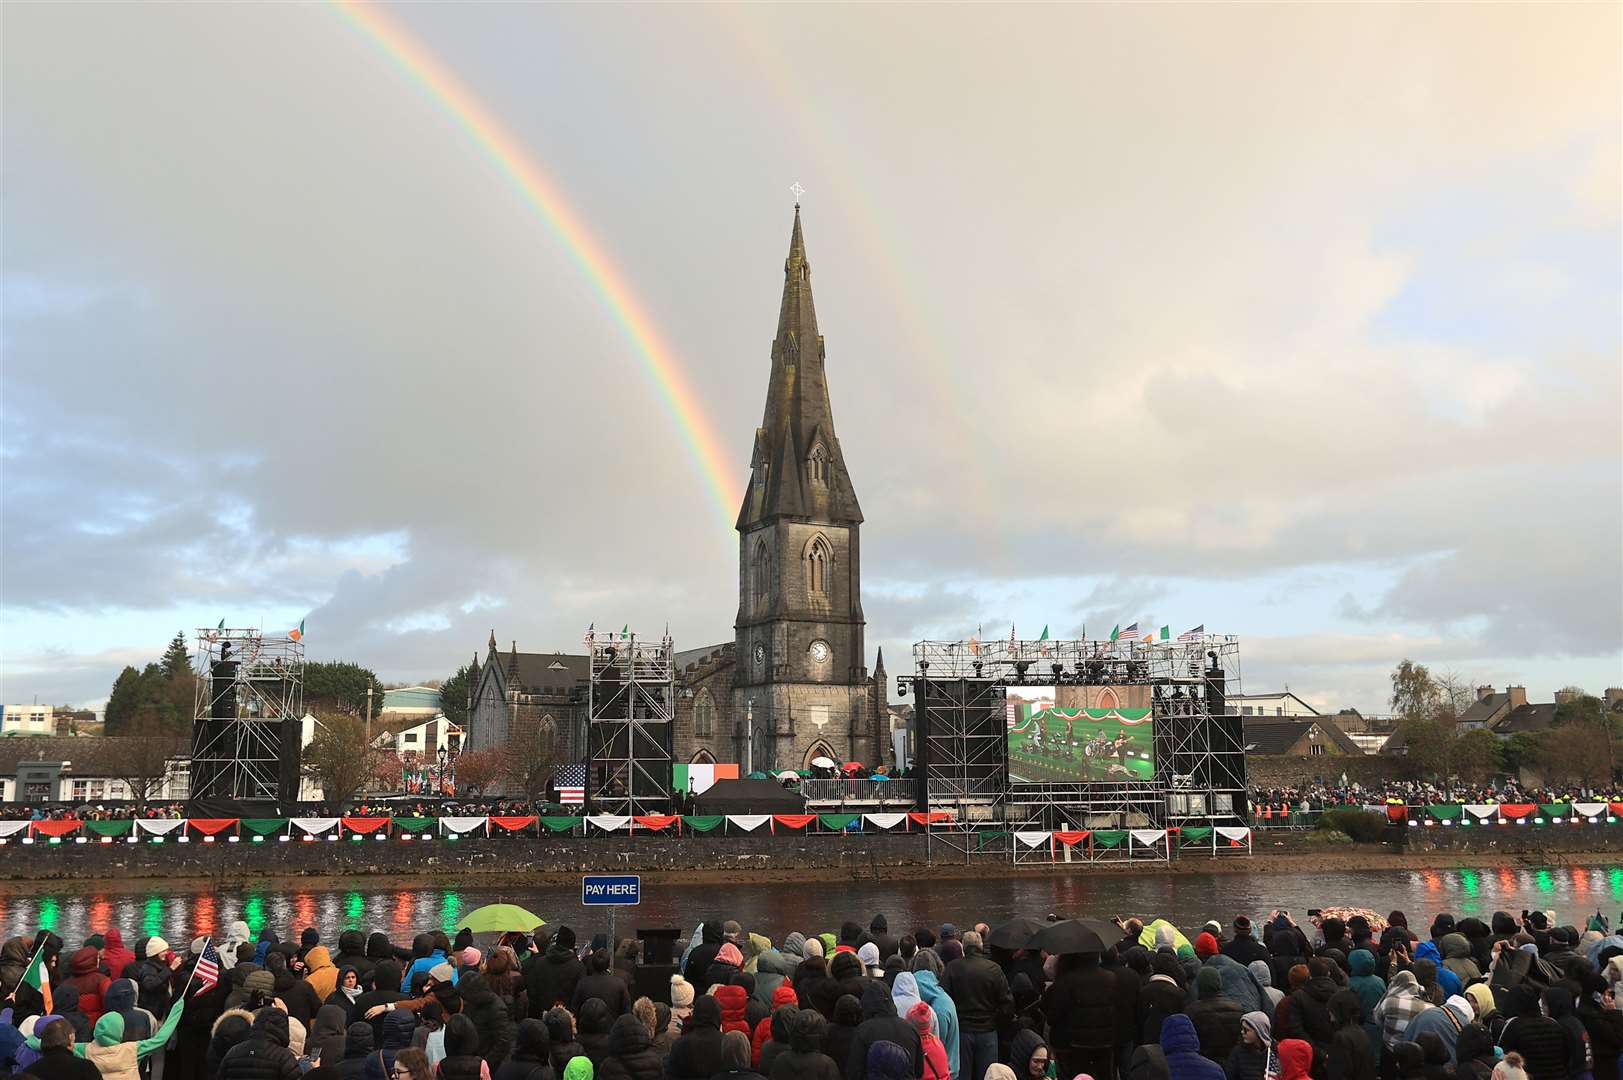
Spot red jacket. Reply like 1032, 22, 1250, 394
100, 930, 137, 980
712, 984, 751, 1036
65, 946, 111, 1023
753, 983, 798, 1065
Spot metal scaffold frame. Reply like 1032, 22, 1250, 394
585, 626, 675, 816
189, 628, 304, 804
912, 677, 1008, 863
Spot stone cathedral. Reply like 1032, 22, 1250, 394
468, 207, 889, 772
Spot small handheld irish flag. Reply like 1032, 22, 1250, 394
289, 618, 305, 642
21, 941, 52, 1012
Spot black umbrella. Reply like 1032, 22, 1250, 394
988, 917, 1045, 951
1074, 918, 1125, 948
1029, 919, 1106, 956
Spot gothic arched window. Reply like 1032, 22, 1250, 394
694, 690, 716, 739
808, 445, 828, 485
752, 540, 772, 611
806, 536, 830, 598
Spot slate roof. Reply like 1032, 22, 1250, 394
674, 642, 733, 674
0, 734, 188, 774
1243, 719, 1365, 755
506, 652, 589, 694
1491, 703, 1560, 734
1459, 693, 1510, 724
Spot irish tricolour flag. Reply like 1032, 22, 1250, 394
672, 762, 740, 794
22, 942, 51, 1012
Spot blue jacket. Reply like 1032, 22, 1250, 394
400, 949, 457, 992
913, 970, 961, 1079
1160, 1013, 1226, 1080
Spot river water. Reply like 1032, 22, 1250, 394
6, 865, 1623, 945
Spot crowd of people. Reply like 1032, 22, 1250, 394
1248, 783, 1612, 817
4, 903, 1623, 1080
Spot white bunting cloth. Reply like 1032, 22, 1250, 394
0, 821, 31, 838
1131, 829, 1167, 846
1574, 802, 1608, 818
290, 817, 341, 836
863, 813, 908, 831
134, 818, 186, 836
726, 815, 771, 832
586, 815, 631, 832
1015, 831, 1053, 848
1464, 804, 1500, 820
439, 816, 488, 834
1215, 826, 1251, 842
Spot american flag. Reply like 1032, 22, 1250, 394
1177, 624, 1205, 642
191, 939, 220, 996
555, 763, 586, 806
1115, 622, 1138, 644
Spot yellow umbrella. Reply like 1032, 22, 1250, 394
1138, 918, 1192, 952
458, 903, 545, 934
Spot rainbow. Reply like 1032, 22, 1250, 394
330, 0, 740, 526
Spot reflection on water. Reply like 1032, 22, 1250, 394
7, 865, 1623, 946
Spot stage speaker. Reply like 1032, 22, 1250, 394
209, 660, 238, 718
633, 963, 677, 1005
279, 716, 302, 808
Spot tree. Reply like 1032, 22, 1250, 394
1537, 724, 1612, 789
1390, 659, 1439, 724
453, 748, 503, 797
105, 667, 144, 734
1498, 731, 1544, 777
159, 632, 193, 679
302, 711, 379, 812
78, 722, 183, 814
440, 665, 472, 727
304, 662, 387, 721
501, 721, 562, 803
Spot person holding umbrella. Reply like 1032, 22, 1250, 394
1031, 922, 1117, 1080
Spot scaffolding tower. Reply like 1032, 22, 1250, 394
189, 628, 304, 805
585, 626, 675, 815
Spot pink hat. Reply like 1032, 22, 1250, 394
461, 947, 482, 967
717, 942, 744, 967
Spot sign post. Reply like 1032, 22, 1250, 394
582, 874, 641, 950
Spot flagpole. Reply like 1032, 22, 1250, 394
179, 936, 211, 999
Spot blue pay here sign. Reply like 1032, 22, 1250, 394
582, 874, 641, 906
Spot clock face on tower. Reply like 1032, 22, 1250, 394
753, 643, 766, 672
809, 640, 830, 665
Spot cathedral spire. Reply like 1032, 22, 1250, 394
737, 205, 863, 531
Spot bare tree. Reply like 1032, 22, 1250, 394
302, 710, 379, 812
453, 748, 503, 797
501, 721, 562, 803
76, 722, 183, 814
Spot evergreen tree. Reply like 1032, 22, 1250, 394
440, 664, 472, 726
304, 660, 386, 720
105, 666, 144, 734
159, 632, 193, 678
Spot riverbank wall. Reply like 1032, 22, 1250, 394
3, 823, 1622, 893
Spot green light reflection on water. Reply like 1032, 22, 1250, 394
1536, 869, 1554, 894
345, 892, 365, 927
1460, 870, 1479, 897
441, 892, 462, 932
244, 894, 265, 934
37, 897, 60, 931
1610, 868, 1623, 899
144, 895, 164, 936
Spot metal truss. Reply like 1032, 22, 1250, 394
585, 627, 674, 816
189, 628, 303, 803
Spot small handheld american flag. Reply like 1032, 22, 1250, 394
191, 938, 221, 996
555, 763, 586, 806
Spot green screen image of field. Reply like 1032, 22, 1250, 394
1006, 693, 1156, 783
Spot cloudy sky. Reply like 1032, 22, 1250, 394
4, 3, 1619, 714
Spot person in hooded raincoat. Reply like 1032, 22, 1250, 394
24, 998, 185, 1080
